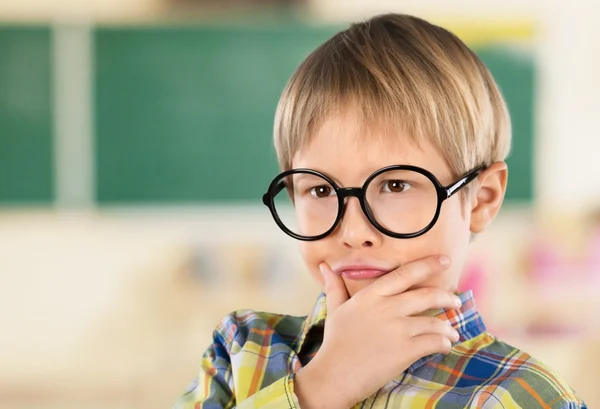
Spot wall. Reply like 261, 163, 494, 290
0, 0, 163, 21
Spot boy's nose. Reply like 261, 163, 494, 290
338, 197, 382, 248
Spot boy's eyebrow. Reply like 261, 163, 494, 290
293, 165, 400, 187
276, 171, 340, 192
290, 167, 378, 188
290, 173, 334, 188
274, 174, 321, 194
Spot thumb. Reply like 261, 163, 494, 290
320, 262, 349, 314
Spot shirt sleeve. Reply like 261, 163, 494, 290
236, 374, 300, 409
173, 330, 301, 409
173, 330, 236, 409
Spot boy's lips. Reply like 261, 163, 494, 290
333, 265, 393, 280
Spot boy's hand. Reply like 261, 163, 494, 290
294, 255, 461, 409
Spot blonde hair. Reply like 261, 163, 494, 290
273, 13, 511, 182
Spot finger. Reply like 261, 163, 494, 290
406, 316, 460, 343
320, 262, 349, 314
370, 255, 450, 297
394, 287, 462, 317
409, 333, 454, 358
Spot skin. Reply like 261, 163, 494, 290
290, 111, 508, 408
292, 112, 508, 297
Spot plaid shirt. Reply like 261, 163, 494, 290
174, 291, 586, 408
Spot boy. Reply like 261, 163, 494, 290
175, 13, 587, 408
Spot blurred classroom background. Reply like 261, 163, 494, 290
1, 0, 600, 408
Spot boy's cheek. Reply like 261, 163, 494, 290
298, 243, 325, 285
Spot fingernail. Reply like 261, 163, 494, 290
319, 264, 326, 277
454, 297, 462, 308
439, 255, 450, 266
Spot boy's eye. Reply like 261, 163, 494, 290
310, 185, 334, 198
382, 180, 412, 193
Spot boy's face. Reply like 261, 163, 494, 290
292, 113, 502, 297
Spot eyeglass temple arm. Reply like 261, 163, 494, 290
445, 165, 486, 198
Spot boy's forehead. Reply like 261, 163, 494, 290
292, 114, 446, 182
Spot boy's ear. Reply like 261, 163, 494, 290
469, 161, 508, 234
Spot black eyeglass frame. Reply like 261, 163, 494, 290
262, 164, 486, 241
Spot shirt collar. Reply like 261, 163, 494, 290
295, 292, 327, 352
435, 290, 486, 341
297, 290, 486, 368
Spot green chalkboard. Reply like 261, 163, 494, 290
95, 24, 339, 203
94, 25, 534, 204
476, 46, 534, 202
0, 26, 53, 204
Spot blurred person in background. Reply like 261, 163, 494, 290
174, 13, 587, 409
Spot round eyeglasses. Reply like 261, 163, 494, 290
262, 165, 485, 241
